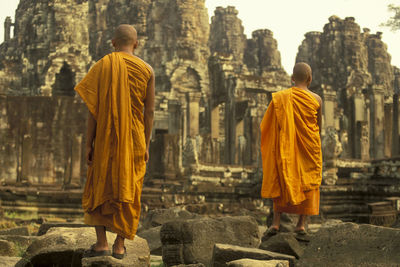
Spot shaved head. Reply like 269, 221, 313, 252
292, 62, 312, 84
113, 24, 138, 47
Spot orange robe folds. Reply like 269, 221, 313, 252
260, 87, 322, 215
75, 52, 151, 239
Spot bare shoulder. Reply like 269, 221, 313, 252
131, 54, 154, 76
137, 56, 154, 75
309, 90, 322, 107
143, 60, 154, 75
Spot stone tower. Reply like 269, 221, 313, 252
297, 16, 399, 184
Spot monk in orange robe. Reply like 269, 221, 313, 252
75, 24, 155, 259
260, 62, 322, 235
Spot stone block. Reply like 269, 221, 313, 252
297, 222, 400, 266
211, 243, 295, 267
171, 264, 205, 267
24, 227, 149, 266
150, 255, 163, 266
0, 235, 38, 249
37, 222, 88, 236
259, 233, 304, 259
161, 216, 260, 266
81, 254, 149, 267
0, 256, 26, 267
137, 226, 162, 255
0, 227, 29, 236
142, 208, 200, 229
0, 235, 38, 258
0, 240, 15, 256
227, 258, 289, 267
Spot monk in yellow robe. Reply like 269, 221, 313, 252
260, 62, 322, 235
75, 24, 155, 259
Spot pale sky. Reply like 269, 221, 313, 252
0, 0, 399, 73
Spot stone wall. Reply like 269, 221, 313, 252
0, 96, 86, 186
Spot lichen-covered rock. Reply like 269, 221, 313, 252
0, 235, 38, 257
137, 226, 162, 255
0, 226, 29, 236
259, 233, 304, 259
37, 222, 88, 236
296, 222, 400, 266
0, 239, 15, 256
227, 258, 289, 267
24, 227, 150, 266
0, 256, 25, 267
161, 216, 260, 266
211, 243, 295, 267
171, 264, 205, 267
141, 208, 200, 229
81, 254, 149, 267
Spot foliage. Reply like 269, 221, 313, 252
14, 242, 27, 257
381, 4, 400, 31
0, 220, 17, 230
4, 211, 37, 220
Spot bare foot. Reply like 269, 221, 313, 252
94, 242, 109, 252
269, 225, 280, 231
112, 244, 125, 255
266, 225, 279, 235
113, 235, 125, 255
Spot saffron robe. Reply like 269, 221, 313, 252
75, 52, 151, 239
260, 87, 322, 215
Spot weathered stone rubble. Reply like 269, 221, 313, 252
160, 216, 260, 266
297, 222, 400, 266
25, 227, 150, 266
228, 259, 290, 267
0, 208, 400, 266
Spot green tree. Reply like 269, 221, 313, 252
382, 4, 400, 31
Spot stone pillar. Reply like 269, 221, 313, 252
384, 103, 393, 158
393, 67, 400, 156
353, 92, 365, 159
70, 134, 83, 188
168, 100, 181, 135
322, 85, 336, 128
322, 85, 339, 185
4, 17, 12, 42
359, 121, 370, 160
211, 105, 219, 139
225, 75, 236, 164
21, 134, 32, 183
186, 92, 201, 137
236, 119, 244, 164
393, 93, 399, 156
370, 86, 385, 159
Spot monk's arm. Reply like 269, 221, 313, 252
144, 68, 155, 154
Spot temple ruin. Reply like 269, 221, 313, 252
0, 0, 399, 224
